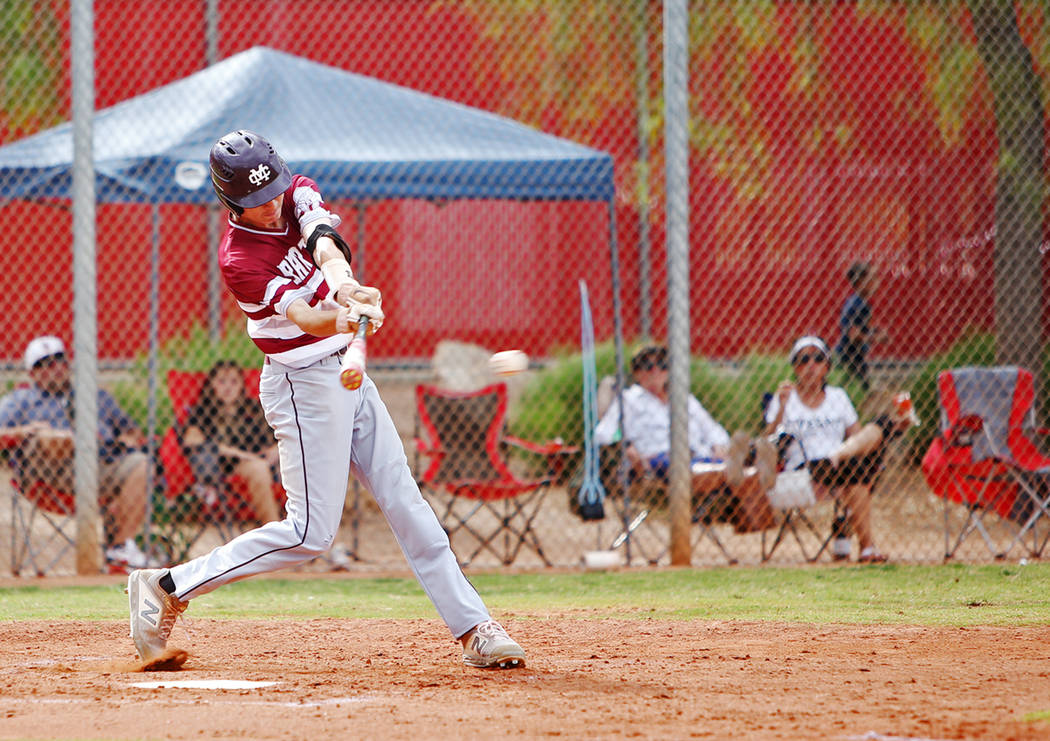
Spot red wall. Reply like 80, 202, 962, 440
0, 1, 1025, 362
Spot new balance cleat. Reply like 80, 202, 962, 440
126, 569, 187, 663
462, 620, 526, 669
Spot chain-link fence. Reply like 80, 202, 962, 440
1, 0, 1047, 576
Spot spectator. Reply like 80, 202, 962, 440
764, 336, 911, 563
178, 360, 281, 523
595, 345, 777, 532
835, 261, 889, 393
0, 336, 155, 569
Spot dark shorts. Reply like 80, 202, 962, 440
645, 452, 721, 481
808, 452, 882, 487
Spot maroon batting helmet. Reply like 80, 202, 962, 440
209, 130, 292, 214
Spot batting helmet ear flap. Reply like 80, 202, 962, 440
211, 176, 244, 216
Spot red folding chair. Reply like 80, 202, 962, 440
922, 366, 1050, 560
8, 471, 76, 576
3, 389, 80, 576
159, 369, 284, 558
413, 382, 570, 567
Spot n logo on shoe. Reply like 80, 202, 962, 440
140, 597, 160, 627
470, 635, 488, 653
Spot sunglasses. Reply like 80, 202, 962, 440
793, 352, 827, 366
32, 354, 67, 369
636, 360, 668, 371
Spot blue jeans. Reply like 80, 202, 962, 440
645, 452, 721, 481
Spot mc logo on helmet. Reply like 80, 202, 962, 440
248, 164, 272, 186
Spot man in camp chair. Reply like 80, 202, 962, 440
594, 345, 778, 532
0, 336, 155, 570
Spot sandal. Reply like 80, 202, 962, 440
858, 549, 888, 564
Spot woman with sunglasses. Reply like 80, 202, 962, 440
763, 336, 903, 563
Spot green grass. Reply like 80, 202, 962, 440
3, 563, 1049, 626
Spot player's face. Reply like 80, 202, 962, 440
239, 194, 285, 229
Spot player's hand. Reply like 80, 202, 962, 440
776, 381, 794, 406
335, 302, 384, 335
334, 280, 381, 309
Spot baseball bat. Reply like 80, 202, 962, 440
339, 316, 370, 390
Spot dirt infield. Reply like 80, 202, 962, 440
2, 614, 1048, 740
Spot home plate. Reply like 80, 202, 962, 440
132, 679, 278, 690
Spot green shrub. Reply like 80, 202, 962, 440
510, 341, 621, 446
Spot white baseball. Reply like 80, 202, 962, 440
489, 349, 529, 376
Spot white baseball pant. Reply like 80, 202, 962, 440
167, 352, 491, 639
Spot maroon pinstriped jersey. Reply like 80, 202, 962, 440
219, 174, 349, 368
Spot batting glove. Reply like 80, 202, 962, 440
336, 302, 384, 335
334, 280, 382, 310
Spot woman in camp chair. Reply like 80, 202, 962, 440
763, 336, 914, 563
594, 345, 778, 532
179, 361, 282, 524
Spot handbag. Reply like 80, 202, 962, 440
767, 434, 817, 510
768, 468, 816, 510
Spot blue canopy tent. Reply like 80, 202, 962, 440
0, 46, 613, 203
0, 46, 627, 552
0, 47, 621, 348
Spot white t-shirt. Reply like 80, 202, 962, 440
594, 384, 730, 460
764, 386, 858, 470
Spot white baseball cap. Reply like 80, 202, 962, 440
24, 336, 67, 370
789, 335, 830, 364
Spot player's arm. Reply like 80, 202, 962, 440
285, 297, 381, 338
301, 222, 381, 309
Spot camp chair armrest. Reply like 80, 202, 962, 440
944, 414, 984, 446
503, 435, 580, 483
503, 435, 578, 457
413, 437, 445, 459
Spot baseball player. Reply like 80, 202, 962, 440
127, 130, 525, 669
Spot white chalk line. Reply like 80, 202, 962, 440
845, 733, 957, 741
3, 694, 377, 709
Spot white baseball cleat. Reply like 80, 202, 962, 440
126, 569, 188, 662
461, 620, 526, 669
